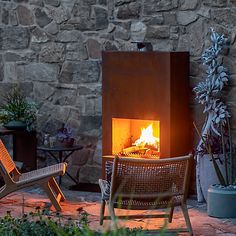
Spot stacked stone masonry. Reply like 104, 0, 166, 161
1, 0, 236, 184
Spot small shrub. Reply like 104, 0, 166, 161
0, 209, 146, 236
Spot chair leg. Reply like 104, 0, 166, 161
100, 200, 105, 225
168, 205, 174, 223
0, 185, 10, 199
181, 202, 193, 236
42, 182, 62, 211
49, 177, 66, 201
108, 202, 117, 229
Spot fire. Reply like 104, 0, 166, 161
134, 124, 160, 149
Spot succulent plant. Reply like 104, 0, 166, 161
193, 28, 230, 141
194, 28, 235, 187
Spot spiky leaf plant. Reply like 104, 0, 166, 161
194, 28, 229, 140
193, 28, 235, 187
0, 87, 37, 131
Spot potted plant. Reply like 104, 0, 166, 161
57, 124, 75, 147
0, 87, 37, 131
194, 28, 236, 217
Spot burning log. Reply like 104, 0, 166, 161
122, 146, 147, 154
145, 149, 160, 156
121, 144, 160, 158
145, 144, 159, 151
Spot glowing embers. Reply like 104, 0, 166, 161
112, 118, 160, 159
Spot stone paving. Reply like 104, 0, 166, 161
0, 181, 236, 236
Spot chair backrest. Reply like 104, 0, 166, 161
110, 154, 192, 201
0, 139, 17, 182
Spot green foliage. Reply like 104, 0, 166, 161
0, 209, 145, 236
0, 87, 37, 131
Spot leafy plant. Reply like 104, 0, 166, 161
193, 28, 235, 186
0, 87, 37, 131
0, 209, 147, 236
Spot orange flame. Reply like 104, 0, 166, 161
134, 124, 160, 149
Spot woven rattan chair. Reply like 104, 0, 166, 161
0, 139, 66, 211
99, 154, 193, 235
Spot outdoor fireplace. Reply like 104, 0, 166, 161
102, 51, 191, 176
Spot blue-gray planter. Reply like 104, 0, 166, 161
207, 184, 236, 218
4, 120, 27, 130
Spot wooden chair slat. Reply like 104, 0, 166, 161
0, 139, 67, 211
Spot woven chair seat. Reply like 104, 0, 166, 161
99, 178, 183, 208
18, 163, 66, 185
113, 195, 183, 209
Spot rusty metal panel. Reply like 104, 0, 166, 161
102, 51, 191, 176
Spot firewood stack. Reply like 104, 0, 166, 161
118, 145, 160, 159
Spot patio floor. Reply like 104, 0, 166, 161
0, 182, 236, 236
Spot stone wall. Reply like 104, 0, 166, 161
1, 0, 236, 184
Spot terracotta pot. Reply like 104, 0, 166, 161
61, 138, 75, 147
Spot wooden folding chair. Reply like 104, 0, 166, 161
99, 154, 193, 235
0, 139, 66, 211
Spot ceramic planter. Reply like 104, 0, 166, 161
208, 184, 236, 218
4, 120, 27, 130
199, 154, 226, 202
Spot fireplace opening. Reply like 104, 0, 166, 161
112, 118, 160, 158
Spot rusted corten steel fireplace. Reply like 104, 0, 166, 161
102, 51, 191, 176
